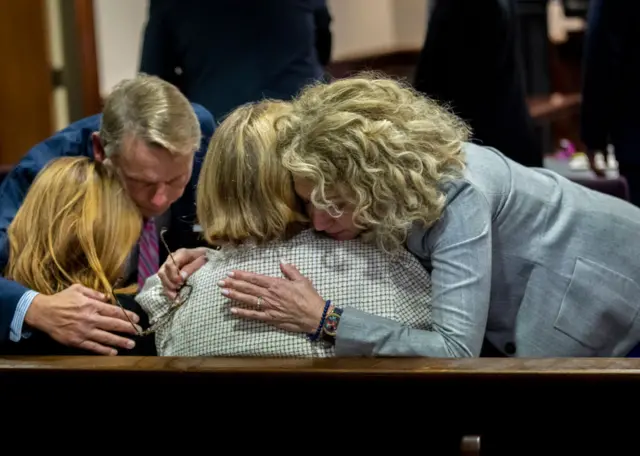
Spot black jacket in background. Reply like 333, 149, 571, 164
581, 0, 640, 165
414, 0, 541, 167
140, 0, 330, 122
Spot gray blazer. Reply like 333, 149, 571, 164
335, 143, 640, 357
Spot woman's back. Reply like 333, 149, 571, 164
137, 229, 433, 356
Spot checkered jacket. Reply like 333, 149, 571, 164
137, 229, 433, 357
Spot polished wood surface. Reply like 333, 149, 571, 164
2, 356, 640, 375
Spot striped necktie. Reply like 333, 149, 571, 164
138, 218, 159, 289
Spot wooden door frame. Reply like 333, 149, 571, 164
61, 0, 102, 121
74, 0, 102, 118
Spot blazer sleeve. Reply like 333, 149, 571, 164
334, 181, 492, 357
0, 160, 40, 342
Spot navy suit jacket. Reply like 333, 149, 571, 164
139, 0, 329, 122
581, 0, 640, 164
0, 103, 215, 342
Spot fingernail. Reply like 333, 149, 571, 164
110, 349, 117, 356
132, 314, 140, 323
180, 270, 188, 281
217, 280, 225, 287
221, 289, 230, 296
230, 308, 238, 314
227, 271, 234, 277
127, 340, 135, 349
280, 258, 288, 265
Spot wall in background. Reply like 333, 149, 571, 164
93, 0, 147, 97
327, 0, 428, 60
392, 0, 428, 50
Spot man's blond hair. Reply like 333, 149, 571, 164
196, 100, 307, 246
99, 74, 201, 157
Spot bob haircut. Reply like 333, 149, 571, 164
196, 100, 307, 246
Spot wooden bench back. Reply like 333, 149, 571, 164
2, 357, 638, 453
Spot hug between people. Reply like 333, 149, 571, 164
2, 73, 640, 358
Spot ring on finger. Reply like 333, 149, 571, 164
256, 296, 263, 311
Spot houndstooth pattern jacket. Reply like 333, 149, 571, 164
136, 229, 433, 357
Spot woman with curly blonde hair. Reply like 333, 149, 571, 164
166, 74, 640, 358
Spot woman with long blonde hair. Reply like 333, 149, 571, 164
1, 156, 155, 355
137, 100, 433, 356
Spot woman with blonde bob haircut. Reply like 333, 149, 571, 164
136, 100, 434, 357
1, 156, 155, 356
213, 73, 640, 359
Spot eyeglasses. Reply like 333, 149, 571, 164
111, 227, 193, 337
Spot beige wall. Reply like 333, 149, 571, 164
93, 0, 147, 97
92, 0, 428, 97
328, 0, 428, 60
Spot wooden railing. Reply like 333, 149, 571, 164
1, 357, 638, 454
2, 355, 640, 375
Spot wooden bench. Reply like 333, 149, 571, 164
1, 356, 638, 453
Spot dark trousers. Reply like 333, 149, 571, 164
618, 162, 640, 207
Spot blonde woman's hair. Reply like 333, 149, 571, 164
197, 100, 307, 246
277, 72, 470, 253
100, 73, 201, 158
6, 157, 142, 298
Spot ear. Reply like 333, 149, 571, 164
92, 132, 106, 163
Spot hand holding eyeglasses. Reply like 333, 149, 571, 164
112, 229, 196, 337
158, 246, 208, 299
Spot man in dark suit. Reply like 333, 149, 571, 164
581, 0, 640, 205
139, 0, 331, 122
413, 0, 542, 167
0, 74, 215, 355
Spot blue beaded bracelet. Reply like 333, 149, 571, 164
308, 300, 332, 341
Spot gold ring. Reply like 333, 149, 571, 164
256, 296, 263, 311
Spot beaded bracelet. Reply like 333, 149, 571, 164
308, 300, 332, 341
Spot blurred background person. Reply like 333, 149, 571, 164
139, 0, 332, 122
580, 0, 640, 205
414, 0, 542, 167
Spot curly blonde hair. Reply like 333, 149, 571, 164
277, 72, 470, 253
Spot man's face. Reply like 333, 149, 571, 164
293, 178, 363, 241
95, 134, 194, 218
